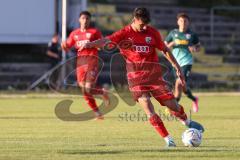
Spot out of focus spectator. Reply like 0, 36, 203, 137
46, 34, 62, 68
46, 34, 62, 89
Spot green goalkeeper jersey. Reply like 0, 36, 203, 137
165, 29, 199, 67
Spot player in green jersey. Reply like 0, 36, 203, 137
165, 13, 200, 112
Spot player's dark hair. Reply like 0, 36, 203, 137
177, 13, 190, 21
79, 11, 91, 18
133, 7, 151, 24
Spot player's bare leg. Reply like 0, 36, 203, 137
174, 78, 183, 102
183, 88, 199, 112
102, 85, 110, 107
160, 99, 204, 132
78, 82, 103, 120
175, 78, 199, 112
85, 82, 104, 120
91, 86, 110, 107
138, 95, 155, 116
84, 81, 110, 107
138, 95, 176, 147
160, 99, 188, 123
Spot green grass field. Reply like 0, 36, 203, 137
0, 93, 240, 160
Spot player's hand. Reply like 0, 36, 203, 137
188, 46, 196, 52
78, 42, 91, 52
61, 41, 69, 52
176, 69, 187, 91
169, 41, 176, 47
55, 54, 60, 59
165, 41, 175, 48
52, 54, 60, 59
189, 44, 200, 53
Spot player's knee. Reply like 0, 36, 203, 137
184, 88, 191, 94
85, 87, 91, 94
138, 95, 150, 103
176, 79, 182, 85
82, 85, 90, 94
175, 96, 180, 102
162, 99, 179, 112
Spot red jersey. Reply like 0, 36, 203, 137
108, 25, 166, 80
108, 25, 173, 101
107, 25, 166, 63
66, 28, 102, 56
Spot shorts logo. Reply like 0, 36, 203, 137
86, 33, 91, 39
145, 37, 152, 44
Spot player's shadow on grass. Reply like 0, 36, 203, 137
59, 148, 233, 156
59, 150, 123, 155
135, 148, 234, 152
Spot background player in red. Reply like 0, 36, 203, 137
61, 11, 109, 120
80, 8, 204, 147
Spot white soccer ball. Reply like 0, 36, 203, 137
182, 128, 202, 147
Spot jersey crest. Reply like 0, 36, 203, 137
185, 34, 191, 39
145, 36, 152, 44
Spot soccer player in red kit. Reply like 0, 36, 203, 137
80, 8, 204, 147
61, 11, 109, 120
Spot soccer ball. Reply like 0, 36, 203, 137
182, 128, 202, 147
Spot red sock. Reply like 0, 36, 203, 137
170, 104, 187, 121
149, 114, 169, 138
90, 86, 104, 95
83, 92, 99, 112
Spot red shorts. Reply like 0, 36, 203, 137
76, 55, 99, 83
129, 82, 174, 105
127, 63, 174, 103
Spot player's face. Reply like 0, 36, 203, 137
79, 14, 91, 29
133, 17, 147, 32
177, 17, 189, 32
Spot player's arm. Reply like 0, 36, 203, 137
188, 33, 201, 53
47, 50, 60, 59
78, 38, 110, 52
155, 30, 186, 88
189, 42, 201, 53
164, 41, 175, 48
61, 41, 70, 52
80, 28, 126, 52
164, 30, 175, 48
162, 47, 186, 90
47, 42, 60, 59
92, 29, 104, 51
61, 32, 75, 52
